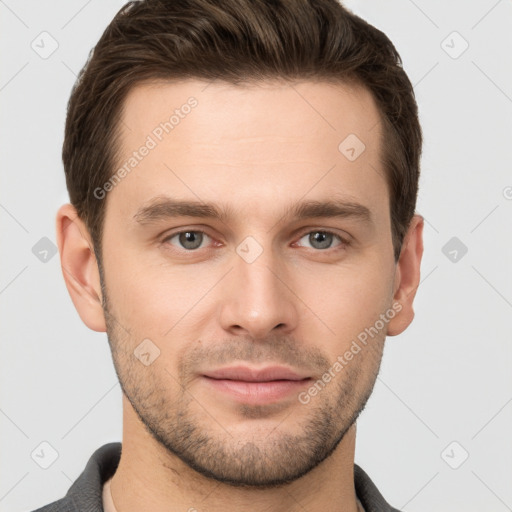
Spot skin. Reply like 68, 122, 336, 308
56, 78, 423, 512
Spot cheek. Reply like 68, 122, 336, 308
105, 255, 214, 342
298, 257, 394, 344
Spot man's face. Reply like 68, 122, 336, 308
99, 79, 398, 487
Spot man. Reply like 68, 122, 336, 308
34, 0, 423, 510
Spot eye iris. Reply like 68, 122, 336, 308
179, 231, 203, 250
310, 231, 332, 250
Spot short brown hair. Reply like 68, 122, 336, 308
63, 0, 422, 263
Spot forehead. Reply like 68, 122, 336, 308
108, 78, 387, 227
120, 78, 381, 147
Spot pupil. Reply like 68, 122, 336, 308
180, 231, 202, 249
311, 231, 331, 249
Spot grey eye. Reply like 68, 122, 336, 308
168, 231, 209, 250
298, 231, 342, 250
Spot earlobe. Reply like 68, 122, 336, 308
56, 203, 107, 332
386, 214, 424, 337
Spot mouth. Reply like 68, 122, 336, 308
202, 365, 310, 382
201, 365, 312, 404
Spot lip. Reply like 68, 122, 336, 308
202, 365, 309, 382
201, 365, 311, 405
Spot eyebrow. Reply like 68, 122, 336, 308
132, 195, 372, 226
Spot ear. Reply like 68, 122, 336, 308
387, 214, 424, 336
56, 203, 106, 332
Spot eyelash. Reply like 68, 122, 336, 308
161, 228, 350, 253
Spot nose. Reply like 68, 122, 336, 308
218, 243, 299, 340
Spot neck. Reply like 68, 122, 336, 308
110, 395, 360, 512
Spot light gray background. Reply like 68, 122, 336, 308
1, 1, 511, 511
